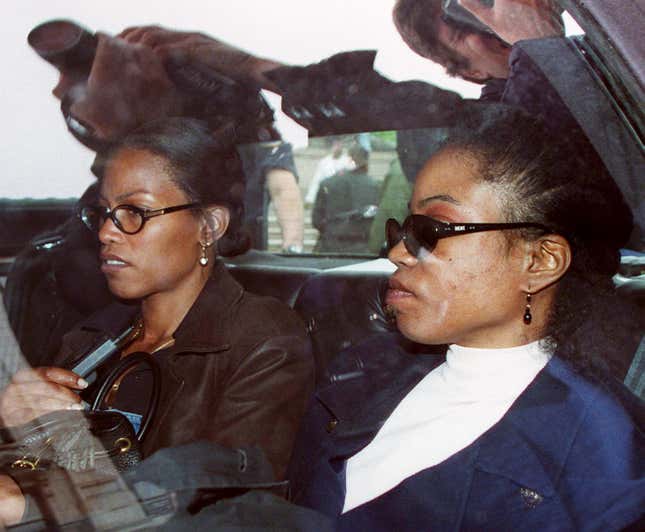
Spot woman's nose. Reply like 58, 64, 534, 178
388, 239, 417, 268
98, 215, 122, 244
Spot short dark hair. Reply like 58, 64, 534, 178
393, 0, 474, 79
348, 143, 369, 169
440, 107, 639, 377
98, 117, 250, 257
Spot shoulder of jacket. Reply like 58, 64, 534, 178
545, 358, 644, 446
232, 291, 306, 337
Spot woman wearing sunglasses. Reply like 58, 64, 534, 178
0, 118, 313, 487
288, 109, 644, 530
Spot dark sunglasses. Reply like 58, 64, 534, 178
386, 215, 550, 257
79, 202, 200, 235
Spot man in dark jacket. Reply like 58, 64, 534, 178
312, 145, 380, 253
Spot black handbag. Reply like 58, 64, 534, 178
0, 351, 160, 475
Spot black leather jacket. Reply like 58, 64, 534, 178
55, 261, 314, 479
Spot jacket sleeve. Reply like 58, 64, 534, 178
556, 387, 645, 530
311, 180, 329, 231
206, 334, 315, 480
265, 50, 464, 136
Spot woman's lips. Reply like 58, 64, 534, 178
100, 253, 130, 273
385, 278, 415, 306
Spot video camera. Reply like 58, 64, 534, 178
27, 19, 279, 151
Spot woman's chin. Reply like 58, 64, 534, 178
396, 314, 449, 346
106, 281, 144, 301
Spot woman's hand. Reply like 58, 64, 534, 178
458, 0, 565, 45
0, 367, 88, 428
0, 475, 25, 526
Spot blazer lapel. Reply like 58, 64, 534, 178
316, 338, 445, 460
475, 359, 588, 503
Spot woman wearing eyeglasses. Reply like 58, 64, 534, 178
288, 109, 644, 530
0, 118, 313, 484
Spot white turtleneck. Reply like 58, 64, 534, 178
342, 341, 552, 513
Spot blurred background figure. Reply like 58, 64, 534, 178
305, 137, 355, 206
312, 144, 380, 253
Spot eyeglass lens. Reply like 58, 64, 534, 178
386, 217, 439, 257
386, 218, 417, 256
112, 206, 144, 233
81, 206, 144, 234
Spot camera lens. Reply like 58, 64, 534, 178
28, 19, 97, 71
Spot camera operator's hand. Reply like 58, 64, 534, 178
119, 26, 285, 92
0, 367, 87, 428
458, 0, 564, 45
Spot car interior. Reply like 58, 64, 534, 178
0, 0, 643, 526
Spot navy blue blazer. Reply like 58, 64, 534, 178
288, 335, 645, 531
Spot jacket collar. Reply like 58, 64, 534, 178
166, 260, 244, 354
80, 260, 244, 355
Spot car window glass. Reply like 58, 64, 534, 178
0, 1, 641, 254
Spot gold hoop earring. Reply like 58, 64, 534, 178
523, 293, 532, 325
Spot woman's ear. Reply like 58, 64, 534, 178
200, 206, 230, 246
460, 67, 488, 82
522, 234, 572, 293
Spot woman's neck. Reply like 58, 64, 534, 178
138, 266, 211, 347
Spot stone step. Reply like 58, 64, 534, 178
266, 206, 319, 252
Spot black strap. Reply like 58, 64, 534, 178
90, 352, 161, 443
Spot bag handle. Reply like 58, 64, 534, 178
90, 352, 161, 443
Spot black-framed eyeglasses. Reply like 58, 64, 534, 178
79, 203, 200, 235
386, 215, 550, 257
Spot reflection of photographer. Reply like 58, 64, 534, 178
395, 0, 563, 84
312, 144, 380, 253
28, 19, 303, 252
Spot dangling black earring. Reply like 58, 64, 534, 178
523, 293, 532, 325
